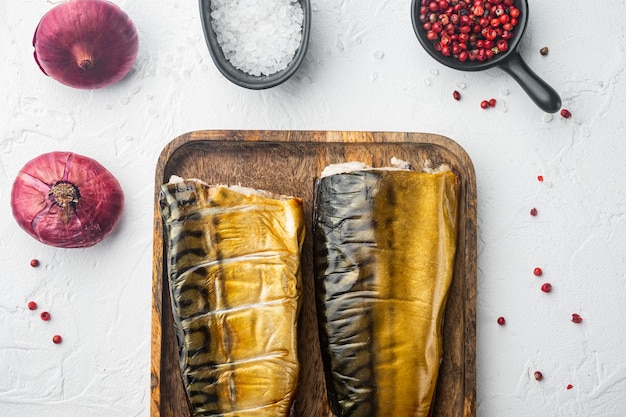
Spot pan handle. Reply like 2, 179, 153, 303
499, 50, 561, 113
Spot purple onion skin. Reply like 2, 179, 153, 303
11, 152, 124, 248
33, 0, 139, 89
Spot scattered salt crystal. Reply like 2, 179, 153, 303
210, 0, 304, 76
500, 88, 510, 96
374, 50, 384, 59
456, 82, 466, 90
430, 68, 439, 76
542, 113, 553, 123
336, 40, 344, 51
424, 78, 432, 86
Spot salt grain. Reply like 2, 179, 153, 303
211, 0, 304, 76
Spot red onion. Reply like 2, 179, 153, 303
33, 0, 139, 89
11, 152, 124, 248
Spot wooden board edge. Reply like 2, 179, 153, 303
151, 133, 187, 416
462, 166, 478, 417
151, 150, 166, 417
166, 129, 469, 147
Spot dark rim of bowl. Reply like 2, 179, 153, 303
199, 0, 311, 90
411, 0, 529, 71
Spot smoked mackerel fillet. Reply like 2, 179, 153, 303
159, 178, 305, 417
313, 165, 459, 417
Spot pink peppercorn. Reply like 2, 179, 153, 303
30, 259, 40, 267
497, 316, 506, 325
541, 283, 552, 293
530, 207, 538, 216
28, 301, 38, 310
52, 335, 63, 344
533, 267, 543, 277
560, 108, 572, 118
40, 311, 51, 321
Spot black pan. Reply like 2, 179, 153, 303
411, 0, 561, 113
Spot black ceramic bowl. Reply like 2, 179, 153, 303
411, 0, 561, 113
199, 0, 311, 90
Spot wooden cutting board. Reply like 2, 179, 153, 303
151, 130, 477, 417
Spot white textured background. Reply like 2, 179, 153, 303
1, 1, 626, 416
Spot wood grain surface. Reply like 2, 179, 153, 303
151, 130, 477, 417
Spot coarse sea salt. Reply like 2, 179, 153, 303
210, 0, 304, 76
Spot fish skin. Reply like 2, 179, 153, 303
160, 180, 305, 417
313, 169, 459, 417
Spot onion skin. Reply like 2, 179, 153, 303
33, 0, 139, 89
11, 152, 124, 248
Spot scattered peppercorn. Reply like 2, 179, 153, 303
489, 98, 497, 107
30, 259, 40, 267
560, 108, 572, 118
571, 313, 583, 323
534, 371, 543, 381
537, 175, 544, 182
28, 301, 38, 310
453, 90, 461, 100
530, 207, 538, 216
540, 46, 549, 56
40, 311, 51, 321
541, 283, 552, 293
497, 316, 506, 325
566, 384, 573, 390
52, 335, 63, 344
480, 100, 490, 109
533, 267, 543, 276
